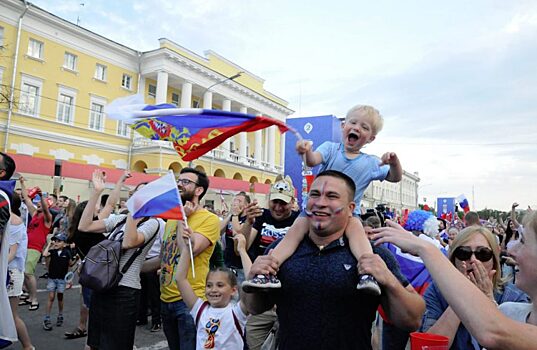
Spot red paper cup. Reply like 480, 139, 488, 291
410, 332, 449, 350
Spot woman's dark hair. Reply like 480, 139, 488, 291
206, 267, 238, 287
504, 219, 519, 245
11, 192, 21, 217
68, 200, 88, 242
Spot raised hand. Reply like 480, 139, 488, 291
92, 170, 106, 193
379, 152, 399, 166
295, 140, 312, 155
120, 170, 132, 182
183, 201, 198, 217
243, 200, 263, 224
372, 219, 431, 256
232, 234, 247, 253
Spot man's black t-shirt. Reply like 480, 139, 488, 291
223, 215, 246, 268
248, 209, 300, 261
48, 248, 74, 279
72, 229, 105, 258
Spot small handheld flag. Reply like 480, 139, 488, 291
456, 194, 470, 213
127, 172, 183, 220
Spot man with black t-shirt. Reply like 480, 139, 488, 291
221, 191, 251, 284
240, 175, 299, 350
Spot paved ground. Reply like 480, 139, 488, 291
6, 263, 169, 350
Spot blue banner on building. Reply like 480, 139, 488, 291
284, 115, 341, 207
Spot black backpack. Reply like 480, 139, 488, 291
79, 217, 158, 292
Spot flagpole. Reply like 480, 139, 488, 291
171, 170, 196, 279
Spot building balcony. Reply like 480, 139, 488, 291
132, 137, 282, 173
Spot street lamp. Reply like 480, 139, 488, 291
201, 71, 243, 106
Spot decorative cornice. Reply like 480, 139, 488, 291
2, 119, 129, 154
144, 49, 293, 116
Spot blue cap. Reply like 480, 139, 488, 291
52, 233, 68, 242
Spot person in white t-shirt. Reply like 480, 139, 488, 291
175, 226, 250, 350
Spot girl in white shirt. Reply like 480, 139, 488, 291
176, 227, 251, 350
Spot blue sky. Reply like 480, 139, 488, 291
31, 0, 537, 210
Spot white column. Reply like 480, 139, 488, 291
268, 125, 275, 169
180, 81, 192, 108
254, 111, 263, 163
239, 106, 248, 163
156, 71, 169, 104
280, 133, 285, 170
203, 91, 213, 109
222, 99, 232, 159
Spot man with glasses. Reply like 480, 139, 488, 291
0, 152, 17, 344
158, 168, 220, 350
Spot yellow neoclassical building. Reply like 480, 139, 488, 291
0, 0, 293, 207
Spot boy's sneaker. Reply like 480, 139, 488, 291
56, 314, 64, 327
356, 274, 381, 296
43, 317, 53, 331
242, 274, 281, 293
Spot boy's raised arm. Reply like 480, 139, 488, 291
296, 140, 322, 167
381, 152, 403, 182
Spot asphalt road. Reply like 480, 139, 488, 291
6, 263, 169, 350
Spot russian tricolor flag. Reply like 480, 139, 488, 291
126, 172, 183, 220
456, 194, 470, 213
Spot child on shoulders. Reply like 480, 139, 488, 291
242, 105, 402, 295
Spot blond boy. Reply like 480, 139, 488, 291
242, 105, 402, 294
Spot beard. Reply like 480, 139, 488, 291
181, 190, 194, 203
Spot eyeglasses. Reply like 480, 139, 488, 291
177, 178, 199, 187
453, 246, 494, 262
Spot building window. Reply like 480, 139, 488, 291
27, 39, 44, 59
121, 74, 132, 90
0, 27, 4, 48
192, 100, 200, 108
89, 101, 105, 131
117, 120, 130, 137
94, 64, 107, 81
148, 84, 156, 98
171, 93, 179, 106
63, 52, 78, 71
57, 93, 75, 124
19, 83, 40, 115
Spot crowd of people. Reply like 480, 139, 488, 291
0, 103, 534, 350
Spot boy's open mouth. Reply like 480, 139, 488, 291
348, 131, 359, 142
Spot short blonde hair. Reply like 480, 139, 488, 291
448, 226, 505, 292
345, 105, 384, 135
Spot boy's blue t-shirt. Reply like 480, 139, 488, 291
317, 141, 389, 206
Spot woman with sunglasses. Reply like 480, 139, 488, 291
418, 226, 528, 349
372, 213, 537, 350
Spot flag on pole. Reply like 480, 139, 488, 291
456, 194, 470, 213
126, 172, 183, 220
105, 94, 292, 161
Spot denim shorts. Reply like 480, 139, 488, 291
47, 278, 67, 293
82, 286, 93, 308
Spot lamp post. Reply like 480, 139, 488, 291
188, 71, 243, 168
202, 71, 243, 99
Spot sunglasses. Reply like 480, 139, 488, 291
453, 246, 493, 262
